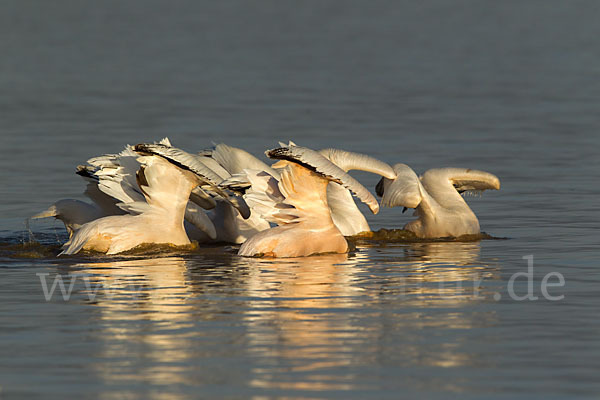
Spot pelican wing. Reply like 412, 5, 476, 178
190, 187, 217, 210
438, 168, 501, 193
319, 148, 396, 178
86, 146, 146, 207
274, 161, 332, 223
196, 154, 231, 180
212, 143, 278, 177
134, 143, 224, 184
75, 165, 128, 215
85, 136, 173, 202
419, 168, 501, 196
60, 154, 199, 256
134, 143, 251, 218
376, 163, 423, 209
266, 145, 380, 214
219, 173, 252, 194
184, 203, 217, 240
134, 156, 200, 216
222, 169, 286, 225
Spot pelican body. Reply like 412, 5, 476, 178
237, 144, 381, 257
60, 156, 201, 255
239, 161, 348, 257
377, 165, 500, 238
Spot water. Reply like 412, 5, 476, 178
1, 0, 599, 398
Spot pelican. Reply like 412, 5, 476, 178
32, 139, 221, 241
238, 144, 379, 257
31, 138, 168, 236
376, 164, 500, 238
60, 143, 247, 255
218, 141, 398, 237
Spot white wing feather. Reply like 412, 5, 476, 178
184, 203, 217, 240
266, 145, 381, 214
319, 148, 395, 178
134, 143, 251, 218
377, 163, 423, 209
228, 169, 287, 225
211, 143, 278, 177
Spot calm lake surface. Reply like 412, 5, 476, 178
1, 1, 599, 399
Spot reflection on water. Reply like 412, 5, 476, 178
400, 241, 482, 264
54, 242, 499, 397
360, 241, 499, 305
237, 244, 498, 391
394, 242, 498, 305
242, 254, 363, 391
74, 257, 197, 392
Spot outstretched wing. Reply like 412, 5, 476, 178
266, 144, 381, 214
273, 161, 332, 223
222, 160, 333, 227
134, 156, 200, 217
420, 168, 500, 201
75, 165, 127, 215
85, 146, 146, 207
222, 169, 286, 225
211, 143, 278, 177
78, 137, 172, 213
134, 143, 224, 183
319, 148, 396, 178
376, 163, 423, 209
134, 143, 251, 219
427, 168, 501, 193
184, 202, 217, 240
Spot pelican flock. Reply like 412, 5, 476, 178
32, 139, 500, 257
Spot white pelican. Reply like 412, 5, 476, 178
32, 139, 222, 241
238, 144, 379, 257
60, 143, 247, 255
376, 164, 500, 238
218, 141, 398, 237
31, 139, 167, 236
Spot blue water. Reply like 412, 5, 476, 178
1, 1, 599, 398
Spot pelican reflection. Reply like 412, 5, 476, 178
363, 241, 499, 306
66, 242, 499, 393
73, 256, 195, 388
239, 253, 366, 391
237, 242, 499, 390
